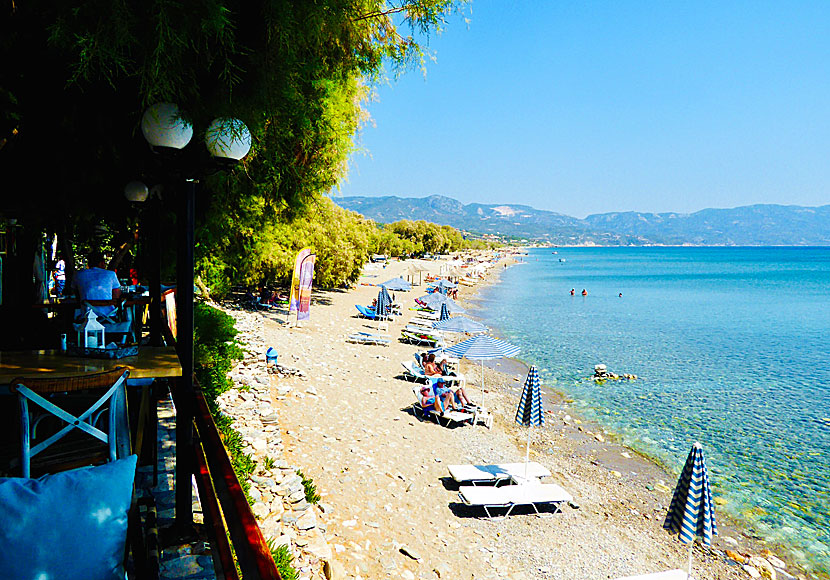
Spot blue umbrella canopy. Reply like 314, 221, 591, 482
516, 365, 544, 479
416, 293, 466, 314
434, 279, 457, 293
376, 287, 391, 318
444, 335, 520, 408
664, 443, 718, 545
444, 335, 520, 360
439, 302, 450, 321
515, 366, 544, 428
432, 316, 487, 334
664, 442, 718, 577
380, 277, 412, 291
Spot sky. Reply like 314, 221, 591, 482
337, 1, 830, 218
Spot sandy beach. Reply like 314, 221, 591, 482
222, 254, 806, 580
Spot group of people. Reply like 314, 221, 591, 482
418, 352, 474, 416
569, 288, 588, 296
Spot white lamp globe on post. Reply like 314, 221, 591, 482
205, 117, 252, 162
124, 180, 149, 202
141, 103, 193, 150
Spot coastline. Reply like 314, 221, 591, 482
461, 253, 819, 579
223, 251, 816, 580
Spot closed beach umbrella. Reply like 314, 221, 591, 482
432, 316, 487, 334
439, 302, 450, 321
444, 335, 520, 408
664, 442, 718, 578
515, 365, 544, 480
376, 287, 391, 319
380, 277, 412, 292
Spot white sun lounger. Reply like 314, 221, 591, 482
448, 462, 552, 486
615, 570, 693, 580
412, 387, 475, 427
458, 483, 572, 519
347, 332, 391, 345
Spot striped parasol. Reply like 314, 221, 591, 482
438, 302, 450, 321
515, 365, 544, 480
432, 316, 487, 334
664, 442, 718, 578
416, 293, 466, 314
444, 335, 520, 408
376, 287, 391, 326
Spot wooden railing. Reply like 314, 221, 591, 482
191, 380, 281, 580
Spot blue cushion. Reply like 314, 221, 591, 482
0, 455, 137, 580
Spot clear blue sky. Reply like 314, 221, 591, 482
337, 1, 830, 218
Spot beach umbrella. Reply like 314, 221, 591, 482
444, 335, 520, 408
515, 365, 544, 480
416, 293, 466, 314
376, 287, 391, 328
380, 277, 412, 292
432, 316, 487, 334
663, 442, 718, 579
439, 302, 450, 322
434, 279, 457, 294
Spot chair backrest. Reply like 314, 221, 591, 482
10, 367, 131, 477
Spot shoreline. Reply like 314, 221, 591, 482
239, 250, 817, 580
460, 252, 821, 579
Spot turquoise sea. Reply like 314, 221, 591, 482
477, 247, 830, 575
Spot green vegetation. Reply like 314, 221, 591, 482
193, 303, 256, 501
265, 541, 298, 580
198, 195, 493, 296
296, 469, 321, 505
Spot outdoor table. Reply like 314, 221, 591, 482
0, 346, 181, 384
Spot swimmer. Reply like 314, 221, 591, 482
570, 288, 575, 296
619, 292, 623, 298
581, 289, 587, 296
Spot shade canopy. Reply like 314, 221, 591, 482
444, 335, 520, 361
380, 277, 412, 292
432, 316, 487, 334
416, 293, 466, 314
515, 365, 544, 428
664, 442, 718, 545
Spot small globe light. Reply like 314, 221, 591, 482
141, 103, 193, 149
205, 117, 252, 160
124, 181, 149, 202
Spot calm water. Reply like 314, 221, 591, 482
477, 247, 830, 575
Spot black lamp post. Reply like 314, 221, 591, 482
140, 102, 251, 532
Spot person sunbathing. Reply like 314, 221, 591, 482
420, 382, 456, 416
426, 355, 474, 408
422, 353, 443, 376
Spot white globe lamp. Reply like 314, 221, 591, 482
124, 180, 149, 202
204, 117, 252, 160
141, 103, 193, 150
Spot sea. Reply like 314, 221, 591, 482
476, 246, 830, 576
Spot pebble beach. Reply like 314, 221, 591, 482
212, 253, 811, 580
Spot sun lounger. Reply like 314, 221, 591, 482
614, 570, 693, 580
411, 387, 475, 427
447, 462, 552, 486
401, 362, 461, 386
355, 304, 393, 320
458, 483, 573, 519
400, 329, 444, 347
347, 332, 391, 345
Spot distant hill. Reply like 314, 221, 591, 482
333, 195, 830, 246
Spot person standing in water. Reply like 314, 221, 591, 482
581, 289, 587, 296
570, 288, 575, 296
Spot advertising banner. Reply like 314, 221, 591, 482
296, 253, 316, 322
289, 248, 312, 313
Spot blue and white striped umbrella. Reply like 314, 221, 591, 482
380, 277, 412, 291
664, 442, 718, 576
515, 365, 544, 480
376, 287, 391, 319
444, 335, 520, 408
432, 315, 487, 334
416, 293, 466, 314
444, 335, 520, 360
438, 302, 450, 321
515, 365, 544, 428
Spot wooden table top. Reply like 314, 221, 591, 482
0, 347, 182, 383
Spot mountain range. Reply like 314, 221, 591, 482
333, 195, 830, 246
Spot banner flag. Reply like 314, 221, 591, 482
289, 248, 311, 313
296, 253, 316, 321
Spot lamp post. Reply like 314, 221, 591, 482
140, 102, 251, 533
